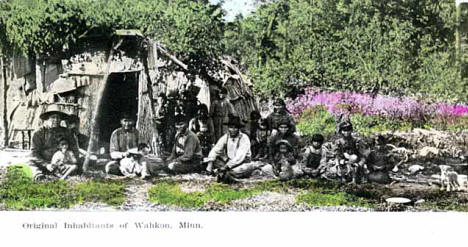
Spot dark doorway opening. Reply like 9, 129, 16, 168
98, 72, 139, 150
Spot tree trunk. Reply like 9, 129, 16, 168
1, 55, 9, 147
35, 56, 44, 93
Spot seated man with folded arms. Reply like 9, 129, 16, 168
166, 115, 204, 174
205, 116, 254, 183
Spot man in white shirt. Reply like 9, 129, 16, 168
205, 116, 254, 183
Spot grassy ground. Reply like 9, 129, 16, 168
2, 164, 468, 211
147, 179, 377, 209
147, 181, 260, 208
0, 165, 126, 210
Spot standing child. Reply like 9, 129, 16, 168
48, 138, 78, 180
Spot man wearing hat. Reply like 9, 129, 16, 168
205, 116, 254, 183
210, 87, 237, 141
166, 114, 203, 174
266, 98, 296, 134
105, 113, 140, 175
28, 104, 78, 181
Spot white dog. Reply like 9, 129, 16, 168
439, 165, 467, 192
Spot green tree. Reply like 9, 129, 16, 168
0, 0, 225, 73
225, 0, 463, 101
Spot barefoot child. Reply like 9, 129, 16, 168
49, 138, 78, 180
120, 143, 151, 178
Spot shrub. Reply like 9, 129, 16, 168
350, 114, 413, 136
296, 106, 336, 139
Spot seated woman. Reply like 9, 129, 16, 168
268, 119, 303, 160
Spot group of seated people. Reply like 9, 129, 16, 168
28, 97, 394, 185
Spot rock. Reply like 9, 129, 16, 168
418, 147, 439, 159
385, 197, 411, 204
415, 199, 425, 204
408, 165, 425, 174
368, 171, 391, 184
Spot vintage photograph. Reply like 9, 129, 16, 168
1, 0, 468, 214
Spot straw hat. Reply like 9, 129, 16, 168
40, 104, 68, 120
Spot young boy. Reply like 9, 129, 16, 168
48, 138, 78, 180
119, 143, 151, 178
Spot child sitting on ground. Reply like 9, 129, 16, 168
272, 140, 296, 181
301, 134, 327, 178
48, 138, 78, 180
119, 143, 151, 178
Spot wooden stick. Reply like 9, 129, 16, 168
155, 44, 188, 71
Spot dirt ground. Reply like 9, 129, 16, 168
1, 147, 468, 212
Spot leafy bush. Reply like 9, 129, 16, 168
296, 106, 336, 139
350, 114, 413, 136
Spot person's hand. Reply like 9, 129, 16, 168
121, 152, 129, 159
46, 164, 55, 172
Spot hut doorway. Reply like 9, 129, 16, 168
98, 72, 139, 148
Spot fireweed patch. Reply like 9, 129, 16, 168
288, 89, 468, 135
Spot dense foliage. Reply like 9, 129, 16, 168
224, 0, 466, 101
0, 0, 224, 73
1, 0, 466, 101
